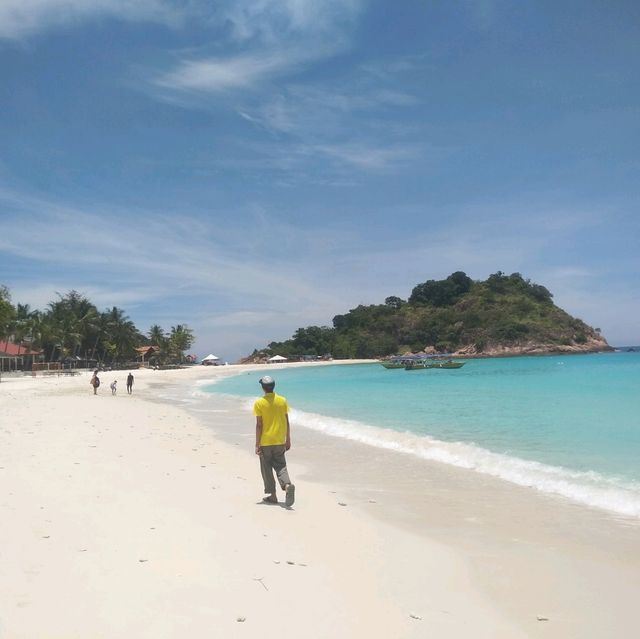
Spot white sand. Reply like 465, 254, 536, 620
0, 365, 638, 638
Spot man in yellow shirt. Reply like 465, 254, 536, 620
254, 375, 295, 506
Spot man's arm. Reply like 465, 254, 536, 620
255, 416, 263, 455
285, 414, 291, 451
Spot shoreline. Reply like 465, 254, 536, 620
199, 358, 640, 520
1, 365, 638, 637
157, 365, 640, 636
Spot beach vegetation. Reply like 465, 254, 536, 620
250, 271, 606, 359
0, 286, 16, 339
0, 286, 196, 367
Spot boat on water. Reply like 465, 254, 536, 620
404, 359, 465, 370
380, 354, 465, 370
380, 354, 429, 369
380, 358, 414, 369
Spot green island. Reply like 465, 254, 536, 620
247, 271, 611, 361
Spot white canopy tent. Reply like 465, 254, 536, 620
267, 355, 288, 362
201, 354, 220, 365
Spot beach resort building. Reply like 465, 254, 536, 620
0, 340, 43, 372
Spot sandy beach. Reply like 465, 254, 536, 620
1, 364, 638, 638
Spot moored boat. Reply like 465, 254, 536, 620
404, 358, 465, 370
380, 355, 420, 369
380, 361, 408, 369
381, 354, 466, 370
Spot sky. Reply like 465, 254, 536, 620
1, 0, 639, 360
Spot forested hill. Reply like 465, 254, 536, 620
246, 272, 611, 361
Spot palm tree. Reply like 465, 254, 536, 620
90, 312, 110, 363
147, 324, 167, 365
76, 306, 100, 359
103, 306, 141, 364
168, 324, 195, 363
36, 314, 64, 361
0, 285, 15, 339
46, 291, 96, 360
147, 324, 166, 347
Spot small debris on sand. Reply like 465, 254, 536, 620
286, 560, 295, 565
409, 614, 422, 620
237, 616, 246, 622
338, 502, 347, 506
536, 616, 549, 622
253, 577, 268, 591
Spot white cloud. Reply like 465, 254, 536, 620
219, 0, 362, 45
150, 0, 363, 99
310, 143, 417, 171
241, 83, 419, 136
0, 187, 341, 311
156, 52, 295, 94
0, 0, 186, 40
0, 0, 362, 42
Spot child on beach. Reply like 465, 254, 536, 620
110, 380, 117, 395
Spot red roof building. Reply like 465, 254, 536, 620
0, 340, 43, 357
0, 340, 44, 373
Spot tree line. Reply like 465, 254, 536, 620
0, 286, 194, 366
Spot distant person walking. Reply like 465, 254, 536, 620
110, 380, 117, 395
90, 370, 100, 395
126, 372, 134, 395
254, 375, 295, 506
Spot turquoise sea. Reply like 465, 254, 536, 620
205, 352, 640, 518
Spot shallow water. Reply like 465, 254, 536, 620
206, 352, 640, 517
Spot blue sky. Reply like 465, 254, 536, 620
1, 0, 639, 359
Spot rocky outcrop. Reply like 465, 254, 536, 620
451, 335, 612, 358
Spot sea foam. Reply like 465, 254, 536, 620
289, 407, 640, 519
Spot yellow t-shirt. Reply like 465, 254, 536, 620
253, 392, 289, 446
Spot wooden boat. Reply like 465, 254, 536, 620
380, 355, 419, 369
381, 355, 466, 370
404, 359, 465, 370
380, 361, 408, 369
432, 361, 464, 369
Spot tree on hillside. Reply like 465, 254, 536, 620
409, 271, 472, 307
384, 296, 405, 309
485, 272, 553, 303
